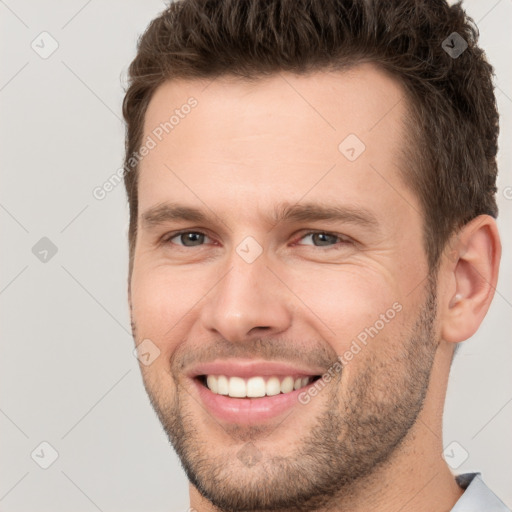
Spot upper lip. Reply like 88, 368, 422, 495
187, 359, 326, 379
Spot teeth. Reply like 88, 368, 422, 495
247, 377, 266, 397
228, 377, 247, 398
217, 375, 229, 395
204, 375, 315, 398
281, 376, 294, 394
266, 377, 281, 396
206, 375, 218, 393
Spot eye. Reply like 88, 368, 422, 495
160, 230, 352, 250
163, 230, 212, 247
295, 231, 351, 248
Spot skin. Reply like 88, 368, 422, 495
128, 63, 501, 511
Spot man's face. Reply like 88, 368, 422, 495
129, 64, 441, 510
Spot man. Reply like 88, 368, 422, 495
123, 0, 509, 510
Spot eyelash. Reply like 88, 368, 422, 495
160, 230, 353, 250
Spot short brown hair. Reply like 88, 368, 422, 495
122, 0, 499, 275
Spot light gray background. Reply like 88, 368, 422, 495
1, 1, 511, 511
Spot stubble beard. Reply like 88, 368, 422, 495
134, 277, 439, 511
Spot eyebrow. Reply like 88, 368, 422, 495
140, 201, 380, 231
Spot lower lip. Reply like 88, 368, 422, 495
191, 378, 316, 425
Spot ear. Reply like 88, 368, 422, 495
440, 215, 501, 343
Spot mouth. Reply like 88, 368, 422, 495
195, 374, 322, 398
187, 359, 328, 424
190, 373, 325, 425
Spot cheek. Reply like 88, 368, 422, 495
293, 267, 399, 334
287, 265, 410, 381
130, 265, 206, 356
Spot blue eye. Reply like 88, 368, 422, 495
298, 232, 344, 247
162, 230, 350, 250
165, 231, 211, 247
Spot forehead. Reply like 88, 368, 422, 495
138, 63, 418, 225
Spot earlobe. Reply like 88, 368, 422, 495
441, 215, 501, 344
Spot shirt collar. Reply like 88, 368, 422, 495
450, 473, 511, 511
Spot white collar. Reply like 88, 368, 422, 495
450, 473, 510, 511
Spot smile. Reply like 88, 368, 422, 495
198, 374, 320, 398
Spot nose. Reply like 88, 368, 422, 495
199, 251, 292, 343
